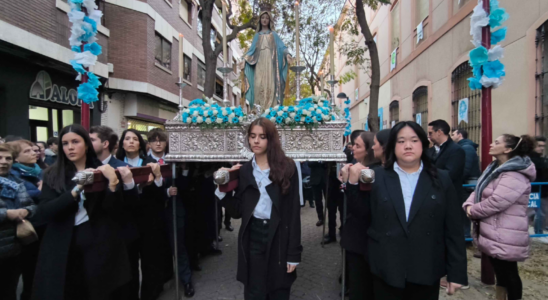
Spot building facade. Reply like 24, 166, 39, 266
327, 0, 548, 155
0, 0, 243, 141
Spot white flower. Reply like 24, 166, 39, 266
323, 115, 330, 121
265, 108, 271, 115
283, 106, 289, 111
229, 113, 235, 119
316, 109, 322, 115
203, 110, 209, 117
239, 117, 244, 122
197, 116, 203, 123
274, 105, 280, 110
216, 118, 223, 124
230, 106, 236, 110
183, 109, 190, 113
289, 112, 296, 118
270, 117, 276, 122
213, 110, 219, 116
297, 116, 304, 123
222, 110, 228, 116
302, 110, 309, 116
285, 117, 292, 124
186, 117, 191, 123
314, 104, 318, 109
192, 111, 199, 117
205, 118, 212, 124
277, 111, 284, 116
313, 117, 318, 123
318, 102, 324, 107
204, 104, 210, 107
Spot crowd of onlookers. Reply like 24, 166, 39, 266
0, 126, 235, 300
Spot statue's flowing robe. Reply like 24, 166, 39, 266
243, 30, 288, 109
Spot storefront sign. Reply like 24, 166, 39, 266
29, 71, 94, 108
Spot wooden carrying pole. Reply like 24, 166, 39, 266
81, 165, 172, 192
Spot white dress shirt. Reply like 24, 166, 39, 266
393, 162, 423, 221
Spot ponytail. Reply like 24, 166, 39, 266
503, 134, 535, 158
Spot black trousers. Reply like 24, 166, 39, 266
138, 223, 172, 300
20, 240, 40, 300
312, 183, 326, 221
244, 217, 290, 300
372, 275, 439, 300
166, 204, 192, 285
490, 257, 522, 300
327, 177, 344, 239
0, 254, 21, 300
347, 251, 374, 300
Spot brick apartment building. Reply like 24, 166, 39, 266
0, 0, 243, 141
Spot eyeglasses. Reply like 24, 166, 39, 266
151, 140, 166, 144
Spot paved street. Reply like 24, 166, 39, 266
159, 205, 548, 300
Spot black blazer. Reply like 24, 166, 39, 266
223, 161, 303, 292
308, 161, 327, 186
367, 166, 467, 289
32, 179, 131, 300
427, 138, 465, 200
340, 163, 382, 256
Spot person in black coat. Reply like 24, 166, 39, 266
358, 121, 467, 300
308, 161, 327, 226
31, 124, 134, 300
339, 131, 380, 300
116, 129, 172, 300
216, 118, 302, 300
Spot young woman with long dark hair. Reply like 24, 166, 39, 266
115, 129, 172, 300
364, 121, 467, 300
463, 134, 536, 300
372, 129, 391, 165
215, 117, 302, 300
32, 124, 132, 300
339, 131, 380, 299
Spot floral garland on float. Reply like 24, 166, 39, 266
468, 0, 508, 90
181, 98, 247, 128
343, 97, 351, 137
67, 0, 103, 104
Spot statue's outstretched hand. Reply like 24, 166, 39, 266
238, 60, 246, 70
286, 54, 295, 65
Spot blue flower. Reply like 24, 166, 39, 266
468, 77, 483, 90
472, 65, 483, 78
269, 111, 276, 117
469, 46, 488, 67
489, 7, 508, 28
222, 116, 229, 123
297, 109, 303, 115
77, 82, 99, 104
276, 116, 283, 124
344, 100, 351, 105
191, 117, 197, 123
288, 106, 295, 112
189, 99, 205, 106
69, 0, 84, 4
316, 115, 322, 122
299, 98, 313, 106
235, 107, 243, 117
282, 112, 288, 119
70, 60, 86, 74
79, 21, 95, 42
71, 46, 81, 53
305, 116, 313, 124
84, 42, 102, 56
225, 108, 232, 114
491, 27, 507, 45
87, 72, 101, 89
83, 16, 98, 33
182, 112, 189, 120
210, 115, 217, 122
211, 103, 220, 108
483, 60, 505, 78
232, 117, 239, 124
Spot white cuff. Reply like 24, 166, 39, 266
123, 179, 135, 190
287, 262, 299, 266
154, 176, 163, 187
215, 187, 226, 200
348, 181, 359, 185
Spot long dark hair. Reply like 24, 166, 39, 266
115, 129, 148, 161
44, 124, 101, 193
247, 118, 295, 195
384, 121, 438, 183
375, 129, 391, 150
356, 131, 379, 167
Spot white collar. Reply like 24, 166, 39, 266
151, 153, 165, 161
101, 155, 112, 166
394, 161, 423, 175
252, 156, 270, 173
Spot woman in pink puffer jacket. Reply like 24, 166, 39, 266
463, 134, 536, 300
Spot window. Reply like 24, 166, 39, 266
197, 61, 206, 87
197, 17, 203, 36
215, 78, 224, 99
155, 34, 172, 69
391, 2, 400, 51
183, 55, 192, 82
210, 28, 220, 50
127, 119, 164, 141
415, 0, 429, 27
536, 22, 548, 137
451, 62, 482, 145
413, 87, 428, 132
389, 101, 399, 126
453, 0, 470, 13
179, 0, 192, 24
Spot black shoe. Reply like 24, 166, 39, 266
217, 235, 223, 242
316, 220, 324, 227
183, 282, 195, 298
310, 203, 315, 208
323, 236, 336, 244
225, 224, 234, 232
190, 264, 202, 272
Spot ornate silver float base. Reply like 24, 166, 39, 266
165, 121, 347, 162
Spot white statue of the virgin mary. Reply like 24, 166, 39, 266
241, 8, 293, 110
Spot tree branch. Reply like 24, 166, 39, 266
214, 20, 257, 57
